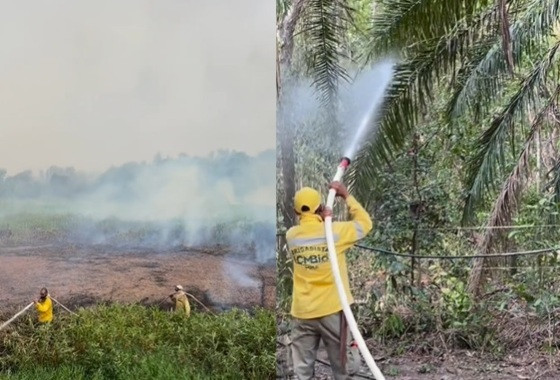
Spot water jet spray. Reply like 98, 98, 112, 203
324, 61, 394, 380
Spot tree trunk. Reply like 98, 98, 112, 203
277, 0, 305, 230
410, 131, 422, 291
536, 122, 541, 192
278, 116, 297, 229
467, 257, 485, 296
498, 0, 514, 76
278, 0, 306, 68
411, 228, 417, 290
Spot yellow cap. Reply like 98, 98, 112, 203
294, 187, 321, 214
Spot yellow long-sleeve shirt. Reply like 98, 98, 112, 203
171, 291, 191, 316
35, 296, 53, 323
287, 195, 373, 319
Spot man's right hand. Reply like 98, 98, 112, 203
329, 181, 349, 199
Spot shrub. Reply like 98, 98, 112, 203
0, 305, 275, 379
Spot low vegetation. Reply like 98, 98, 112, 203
0, 304, 275, 379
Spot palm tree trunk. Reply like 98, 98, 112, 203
278, 0, 306, 68
498, 0, 514, 76
277, 0, 305, 230
279, 118, 296, 229
411, 131, 422, 289
468, 257, 485, 296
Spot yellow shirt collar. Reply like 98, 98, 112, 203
299, 213, 323, 224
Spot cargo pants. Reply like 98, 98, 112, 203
290, 311, 360, 380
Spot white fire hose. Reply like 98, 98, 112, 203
0, 302, 34, 331
325, 157, 385, 380
0, 297, 77, 332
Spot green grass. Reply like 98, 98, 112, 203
0, 304, 275, 379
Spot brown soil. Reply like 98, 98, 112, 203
365, 349, 560, 380
277, 337, 560, 380
0, 244, 275, 316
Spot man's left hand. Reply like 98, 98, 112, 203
320, 206, 333, 220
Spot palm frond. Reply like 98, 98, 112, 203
300, 0, 353, 106
467, 85, 560, 295
277, 0, 292, 23
462, 41, 560, 223
370, 0, 491, 53
446, 37, 503, 123
485, 85, 560, 232
347, 7, 500, 200
448, 0, 560, 121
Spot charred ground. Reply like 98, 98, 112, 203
0, 242, 275, 317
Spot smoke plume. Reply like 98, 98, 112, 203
0, 149, 276, 264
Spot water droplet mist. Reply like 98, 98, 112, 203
341, 60, 395, 160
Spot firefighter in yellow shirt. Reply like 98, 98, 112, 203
169, 285, 191, 316
286, 181, 373, 380
34, 287, 53, 324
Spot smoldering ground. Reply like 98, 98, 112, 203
0, 149, 276, 265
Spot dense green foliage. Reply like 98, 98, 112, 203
0, 305, 275, 379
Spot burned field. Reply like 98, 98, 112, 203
0, 233, 275, 315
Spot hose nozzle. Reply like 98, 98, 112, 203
340, 157, 351, 168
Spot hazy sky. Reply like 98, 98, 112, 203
0, 1, 274, 175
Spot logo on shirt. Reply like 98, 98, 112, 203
292, 246, 330, 269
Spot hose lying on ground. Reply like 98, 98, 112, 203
0, 302, 34, 332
